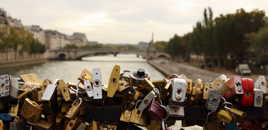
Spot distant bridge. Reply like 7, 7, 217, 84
48, 49, 143, 60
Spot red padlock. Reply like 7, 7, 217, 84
241, 78, 254, 107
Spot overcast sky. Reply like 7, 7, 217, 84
1, 0, 268, 44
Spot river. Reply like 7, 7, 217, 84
3, 54, 164, 84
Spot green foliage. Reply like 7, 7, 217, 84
153, 41, 168, 51
0, 25, 46, 54
64, 44, 78, 49
156, 8, 266, 67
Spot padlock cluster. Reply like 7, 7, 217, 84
0, 65, 267, 130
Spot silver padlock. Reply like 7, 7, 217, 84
254, 89, 264, 107
92, 68, 103, 99
171, 78, 187, 103
0, 74, 10, 97
41, 80, 57, 101
207, 89, 221, 112
138, 91, 156, 112
10, 77, 19, 98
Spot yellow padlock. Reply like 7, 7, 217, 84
65, 98, 82, 119
226, 107, 246, 117
120, 110, 132, 123
57, 80, 71, 102
217, 110, 232, 123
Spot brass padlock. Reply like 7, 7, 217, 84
65, 118, 81, 130
80, 69, 93, 81
225, 107, 245, 117
120, 110, 132, 123
20, 98, 42, 122
217, 110, 232, 123
191, 79, 204, 100
129, 108, 146, 126
57, 80, 71, 102
107, 65, 120, 97
65, 98, 82, 119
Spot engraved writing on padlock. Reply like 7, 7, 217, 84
0, 74, 10, 97
92, 68, 103, 99
171, 78, 187, 103
254, 89, 264, 107
65, 98, 82, 119
137, 91, 155, 112
207, 89, 221, 112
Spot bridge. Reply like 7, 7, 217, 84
47, 49, 144, 60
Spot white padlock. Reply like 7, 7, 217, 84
171, 78, 187, 103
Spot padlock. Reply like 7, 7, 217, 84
84, 79, 93, 97
207, 89, 221, 112
217, 110, 232, 123
57, 80, 71, 102
65, 98, 82, 119
224, 107, 245, 117
101, 124, 117, 130
167, 105, 184, 118
254, 89, 264, 107
203, 82, 212, 100
107, 65, 120, 97
117, 80, 129, 92
41, 80, 57, 101
254, 76, 267, 93
65, 118, 81, 130
120, 110, 132, 123
27, 120, 53, 129
186, 79, 193, 95
241, 78, 254, 107
129, 108, 146, 126
10, 77, 19, 98
0, 74, 10, 97
224, 76, 243, 95
20, 98, 42, 122
80, 69, 93, 81
92, 68, 103, 99
191, 79, 203, 100
145, 78, 155, 88
137, 91, 156, 113
0, 120, 3, 130
9, 103, 19, 117
171, 78, 187, 103
20, 73, 42, 88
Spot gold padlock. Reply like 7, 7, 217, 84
57, 80, 71, 102
186, 79, 193, 95
203, 82, 212, 100
65, 98, 82, 119
120, 110, 132, 122
20, 98, 42, 122
129, 108, 146, 126
65, 118, 81, 130
217, 110, 232, 123
226, 107, 245, 117
80, 69, 93, 81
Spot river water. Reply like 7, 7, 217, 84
4, 54, 164, 84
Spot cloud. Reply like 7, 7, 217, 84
1, 0, 268, 43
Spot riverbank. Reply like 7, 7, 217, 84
0, 58, 47, 70
148, 59, 220, 81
